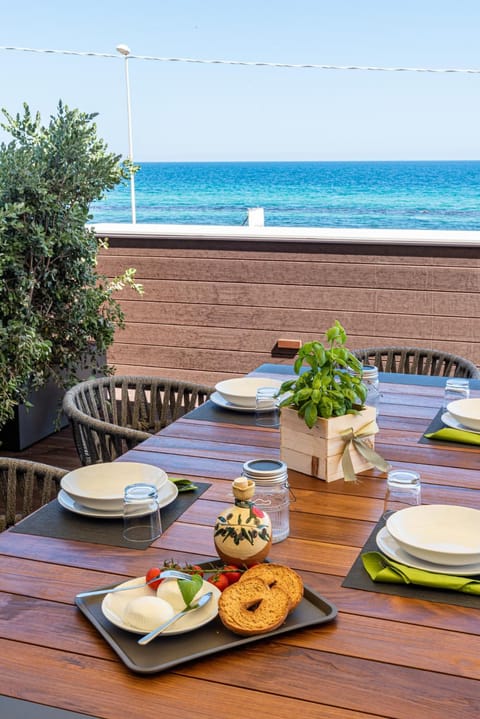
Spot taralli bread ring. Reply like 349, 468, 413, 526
239, 563, 304, 609
218, 577, 290, 636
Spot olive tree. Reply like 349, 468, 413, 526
0, 101, 141, 431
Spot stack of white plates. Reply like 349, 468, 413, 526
212, 377, 283, 412
441, 412, 480, 434
376, 504, 480, 576
445, 398, 480, 432
58, 462, 177, 518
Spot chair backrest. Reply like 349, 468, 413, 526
63, 375, 214, 465
0, 457, 67, 530
352, 347, 480, 378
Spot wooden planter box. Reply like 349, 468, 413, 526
280, 405, 377, 482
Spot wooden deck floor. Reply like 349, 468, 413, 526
1, 425, 82, 471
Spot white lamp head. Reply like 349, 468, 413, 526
116, 44, 131, 56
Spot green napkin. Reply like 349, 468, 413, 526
362, 551, 480, 595
424, 427, 480, 446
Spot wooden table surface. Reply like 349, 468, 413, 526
1, 367, 480, 719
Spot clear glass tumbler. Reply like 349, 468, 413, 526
443, 378, 470, 409
123, 483, 162, 543
383, 469, 421, 518
255, 387, 280, 427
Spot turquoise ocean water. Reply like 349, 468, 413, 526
91, 161, 480, 230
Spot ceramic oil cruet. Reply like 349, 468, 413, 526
213, 477, 272, 567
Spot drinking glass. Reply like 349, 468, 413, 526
255, 387, 280, 427
123, 483, 162, 543
443, 378, 470, 408
383, 469, 421, 518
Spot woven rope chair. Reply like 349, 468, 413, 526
352, 347, 480, 378
63, 375, 215, 465
0, 457, 67, 531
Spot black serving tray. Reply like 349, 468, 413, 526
75, 561, 337, 674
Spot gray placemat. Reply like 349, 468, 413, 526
0, 696, 99, 719
190, 369, 480, 427
254, 364, 480, 389
419, 409, 479, 447
418, 409, 448, 445
186, 400, 260, 426
341, 516, 480, 608
378, 373, 480, 389
10, 482, 210, 550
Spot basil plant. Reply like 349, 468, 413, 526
278, 321, 368, 428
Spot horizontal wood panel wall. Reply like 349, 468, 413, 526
96, 234, 480, 386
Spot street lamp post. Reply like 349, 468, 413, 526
116, 43, 136, 223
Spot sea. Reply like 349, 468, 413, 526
90, 160, 480, 230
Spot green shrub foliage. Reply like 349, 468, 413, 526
0, 101, 141, 430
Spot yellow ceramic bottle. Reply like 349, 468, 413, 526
214, 477, 272, 567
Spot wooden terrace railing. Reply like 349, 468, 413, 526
95, 223, 480, 385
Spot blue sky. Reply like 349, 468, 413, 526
1, 1, 479, 161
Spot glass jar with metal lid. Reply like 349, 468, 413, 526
362, 365, 380, 415
242, 458, 290, 543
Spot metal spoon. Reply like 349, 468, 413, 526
76, 569, 195, 599
137, 591, 213, 645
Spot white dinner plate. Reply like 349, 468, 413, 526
60, 462, 169, 511
441, 412, 480, 435
446, 398, 480, 431
214, 377, 283, 408
376, 527, 480, 576
385, 504, 480, 566
210, 391, 274, 413
101, 577, 221, 635
58, 480, 178, 518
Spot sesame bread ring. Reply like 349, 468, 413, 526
239, 563, 304, 609
218, 577, 290, 636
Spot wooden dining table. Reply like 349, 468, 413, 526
1, 365, 480, 719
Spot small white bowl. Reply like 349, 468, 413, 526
60, 462, 168, 511
214, 377, 282, 408
447, 398, 480, 431
386, 504, 480, 566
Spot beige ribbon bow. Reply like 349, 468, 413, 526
340, 420, 392, 482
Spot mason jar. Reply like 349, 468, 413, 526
362, 365, 381, 416
242, 458, 290, 543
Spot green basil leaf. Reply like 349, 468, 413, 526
304, 401, 318, 428
319, 397, 333, 418
169, 477, 198, 491
293, 357, 303, 374
178, 574, 203, 606
295, 387, 312, 401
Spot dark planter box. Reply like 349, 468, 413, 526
0, 379, 69, 451
0, 352, 106, 451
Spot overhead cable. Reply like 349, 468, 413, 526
0, 45, 479, 74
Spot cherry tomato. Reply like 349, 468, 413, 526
222, 564, 242, 584
145, 567, 163, 591
208, 573, 229, 592
188, 564, 205, 577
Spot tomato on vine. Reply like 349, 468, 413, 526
222, 564, 242, 584
208, 573, 229, 592
145, 567, 164, 591
187, 564, 205, 577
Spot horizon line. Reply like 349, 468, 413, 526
131, 158, 480, 164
